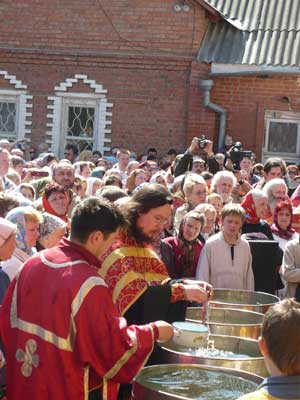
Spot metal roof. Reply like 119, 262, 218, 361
198, 0, 300, 67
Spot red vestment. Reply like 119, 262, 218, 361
99, 233, 186, 318
0, 238, 158, 400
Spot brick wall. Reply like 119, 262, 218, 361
0, 0, 209, 156
187, 65, 300, 161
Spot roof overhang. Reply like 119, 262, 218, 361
211, 63, 300, 76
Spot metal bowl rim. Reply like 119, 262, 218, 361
186, 318, 262, 328
187, 306, 264, 318
135, 363, 263, 383
211, 289, 280, 307
159, 334, 263, 362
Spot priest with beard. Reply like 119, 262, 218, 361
99, 184, 212, 326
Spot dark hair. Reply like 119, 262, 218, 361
92, 150, 102, 157
71, 197, 124, 243
263, 158, 283, 174
201, 171, 213, 181
65, 143, 79, 156
97, 186, 128, 203
147, 147, 157, 154
103, 176, 122, 188
121, 183, 173, 244
262, 299, 300, 375
147, 154, 157, 161
167, 148, 177, 155
11, 155, 25, 168
43, 182, 66, 199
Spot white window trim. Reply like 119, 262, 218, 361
263, 110, 300, 163
0, 71, 32, 142
47, 74, 112, 156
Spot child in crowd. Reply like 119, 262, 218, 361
196, 203, 254, 290
238, 299, 300, 400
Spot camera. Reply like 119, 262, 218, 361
197, 135, 209, 149
30, 170, 49, 178
228, 142, 252, 171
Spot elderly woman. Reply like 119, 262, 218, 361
2, 206, 43, 281
241, 189, 273, 239
42, 182, 69, 222
162, 211, 205, 279
174, 173, 208, 233
36, 213, 67, 251
211, 170, 237, 204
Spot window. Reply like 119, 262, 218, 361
59, 96, 100, 157
0, 95, 18, 140
47, 74, 112, 157
66, 105, 95, 152
263, 111, 300, 163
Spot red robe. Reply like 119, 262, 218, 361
98, 233, 186, 318
0, 238, 158, 400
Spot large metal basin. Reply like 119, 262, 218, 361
186, 307, 263, 339
132, 364, 262, 400
211, 289, 279, 313
157, 334, 268, 378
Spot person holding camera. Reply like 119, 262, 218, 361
174, 137, 220, 178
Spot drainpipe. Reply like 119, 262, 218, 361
199, 80, 226, 151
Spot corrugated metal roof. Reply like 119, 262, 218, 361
198, 0, 300, 67
204, 0, 300, 31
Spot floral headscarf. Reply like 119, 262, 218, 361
6, 206, 35, 256
241, 192, 260, 224
271, 200, 295, 240
39, 213, 67, 241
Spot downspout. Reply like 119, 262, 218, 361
199, 80, 226, 151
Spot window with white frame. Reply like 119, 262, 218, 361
263, 110, 300, 163
47, 74, 112, 157
61, 97, 98, 154
0, 94, 18, 140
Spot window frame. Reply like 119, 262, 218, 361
263, 110, 300, 163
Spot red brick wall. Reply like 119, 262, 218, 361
187, 65, 300, 161
0, 0, 207, 54
0, 0, 209, 156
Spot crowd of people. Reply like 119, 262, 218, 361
0, 136, 300, 399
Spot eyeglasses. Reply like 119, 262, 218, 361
64, 152, 72, 156
154, 215, 169, 225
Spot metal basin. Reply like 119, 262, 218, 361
132, 364, 262, 400
186, 307, 263, 339
157, 334, 268, 378
210, 289, 279, 313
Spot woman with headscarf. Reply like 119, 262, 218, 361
2, 206, 43, 281
0, 218, 17, 300
241, 189, 273, 239
36, 213, 67, 251
162, 211, 205, 279
86, 177, 102, 196
42, 182, 69, 222
271, 200, 298, 252
0, 217, 17, 390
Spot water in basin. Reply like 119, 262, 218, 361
140, 368, 257, 399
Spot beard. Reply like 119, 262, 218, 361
220, 192, 231, 204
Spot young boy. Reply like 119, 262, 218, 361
196, 203, 254, 290
238, 299, 300, 400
